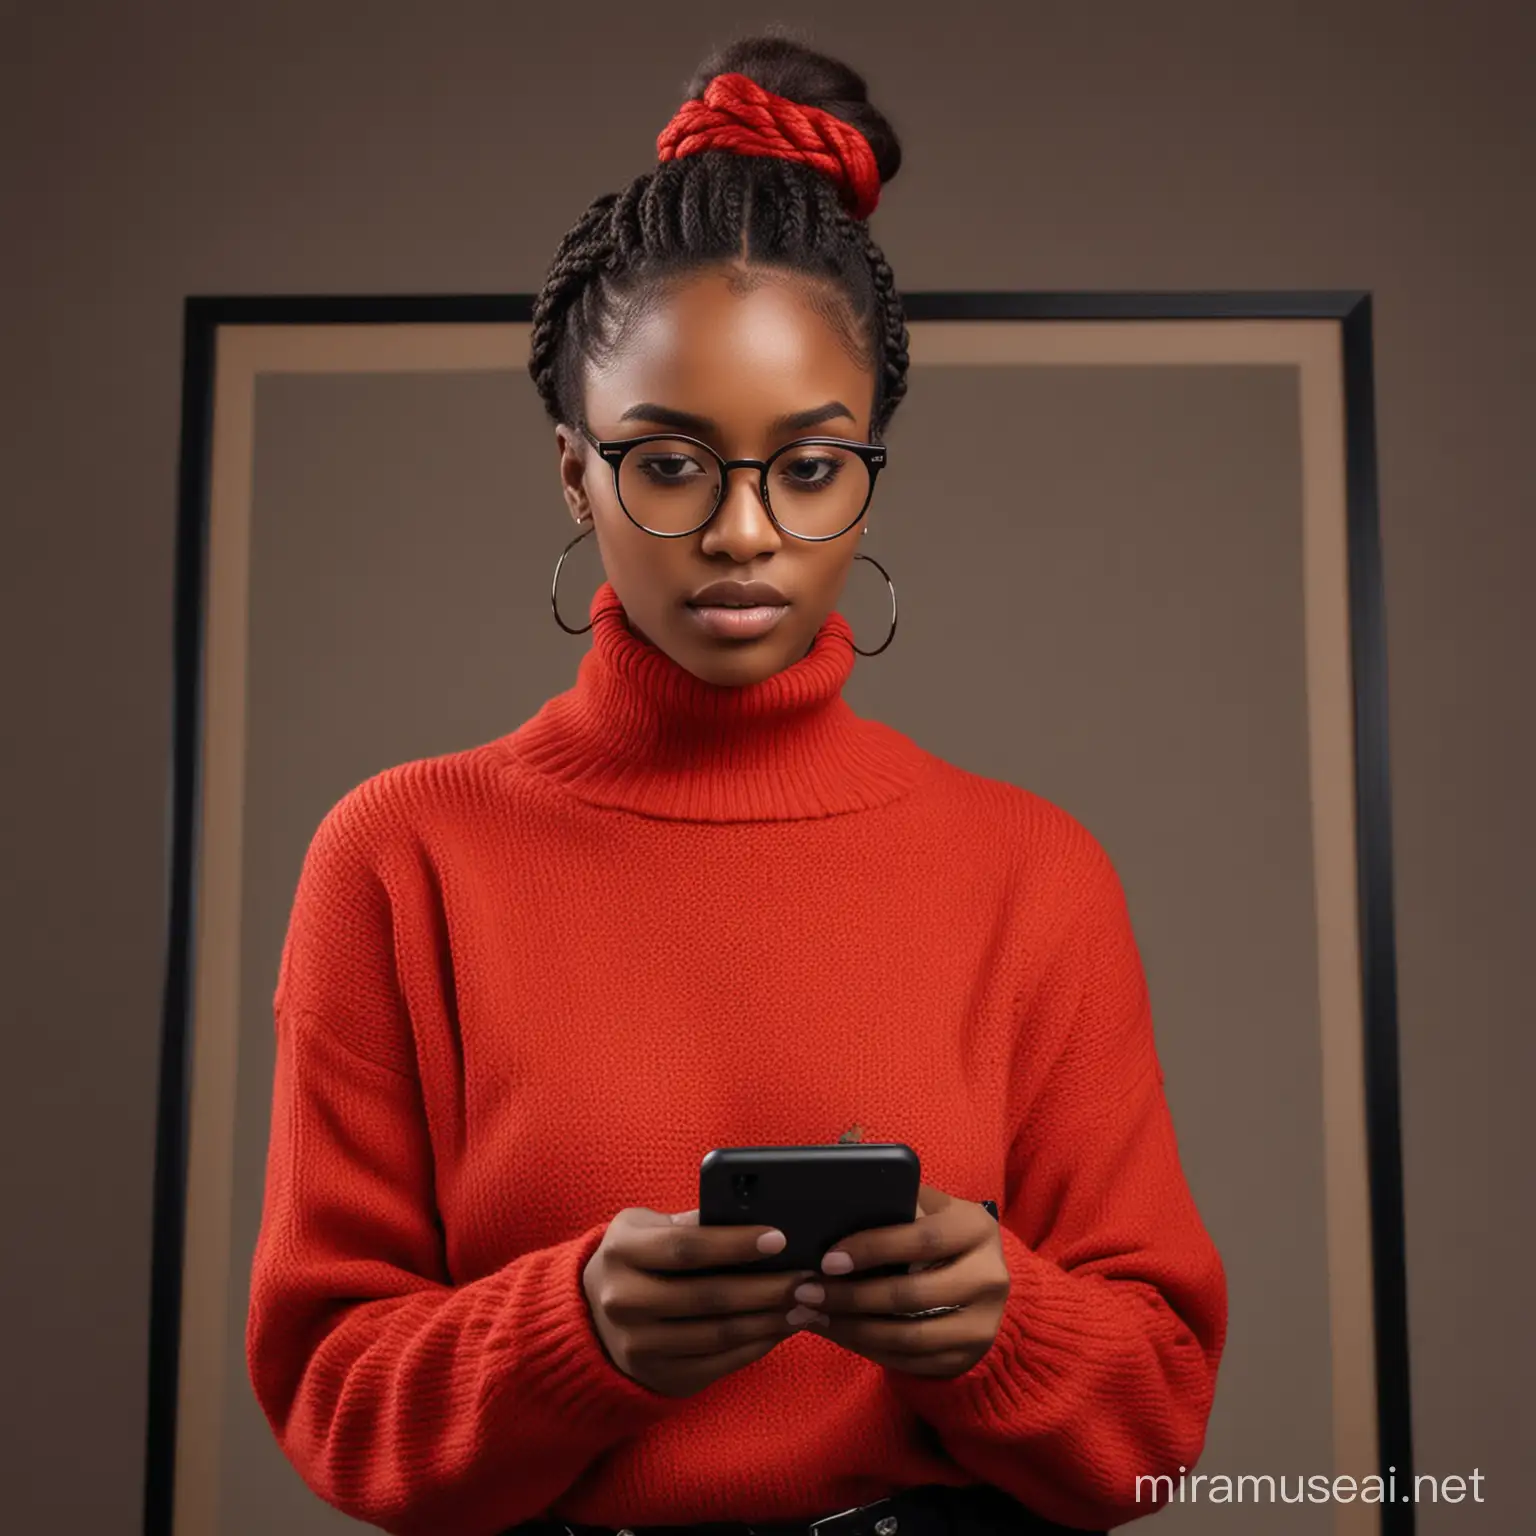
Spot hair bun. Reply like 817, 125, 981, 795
681, 33, 903, 190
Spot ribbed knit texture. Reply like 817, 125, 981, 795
247, 582, 1227, 1536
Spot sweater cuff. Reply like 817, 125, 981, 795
481, 1221, 686, 1437
885, 1222, 1107, 1428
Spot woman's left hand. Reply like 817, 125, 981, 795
788, 1184, 1010, 1378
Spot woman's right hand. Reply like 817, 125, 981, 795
582, 1206, 821, 1398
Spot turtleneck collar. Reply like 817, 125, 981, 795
503, 583, 930, 822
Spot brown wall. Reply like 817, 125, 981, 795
2, 1, 1530, 1530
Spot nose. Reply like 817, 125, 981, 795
699, 465, 783, 561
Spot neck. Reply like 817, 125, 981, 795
504, 583, 928, 821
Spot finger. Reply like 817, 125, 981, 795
627, 1307, 803, 1361
612, 1211, 788, 1273
817, 1246, 1005, 1318
820, 1203, 976, 1276
803, 1260, 972, 1318
815, 1306, 980, 1358
609, 1268, 816, 1323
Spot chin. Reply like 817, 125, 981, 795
681, 640, 790, 688
669, 623, 804, 688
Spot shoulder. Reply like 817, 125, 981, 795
298, 735, 535, 879
895, 754, 1134, 955
913, 754, 1119, 885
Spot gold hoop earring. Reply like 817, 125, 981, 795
551, 520, 596, 635
851, 551, 897, 656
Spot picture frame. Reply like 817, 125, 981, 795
145, 291, 1411, 1536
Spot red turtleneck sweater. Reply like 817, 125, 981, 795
247, 584, 1227, 1536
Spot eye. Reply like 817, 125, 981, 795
776, 453, 845, 491
636, 451, 710, 485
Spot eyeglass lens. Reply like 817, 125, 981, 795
616, 439, 871, 538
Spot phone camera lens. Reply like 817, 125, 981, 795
731, 1172, 757, 1208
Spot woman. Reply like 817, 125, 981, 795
247, 33, 1227, 1536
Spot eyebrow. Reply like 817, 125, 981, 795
616, 400, 856, 436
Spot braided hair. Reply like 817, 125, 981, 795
528, 34, 910, 440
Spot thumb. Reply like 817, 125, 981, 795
669, 1208, 700, 1225
617, 1206, 694, 1230
916, 1183, 952, 1217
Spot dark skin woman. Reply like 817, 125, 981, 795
248, 30, 1225, 1536
562, 266, 1011, 1396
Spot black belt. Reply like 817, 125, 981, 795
512, 1481, 1104, 1536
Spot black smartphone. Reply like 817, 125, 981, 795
698, 1143, 921, 1276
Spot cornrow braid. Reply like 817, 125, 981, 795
526, 193, 620, 429
857, 216, 910, 427
528, 35, 910, 440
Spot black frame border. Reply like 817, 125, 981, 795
145, 290, 1411, 1534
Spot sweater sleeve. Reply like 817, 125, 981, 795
246, 800, 683, 1535
887, 834, 1228, 1529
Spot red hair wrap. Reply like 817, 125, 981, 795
656, 71, 882, 221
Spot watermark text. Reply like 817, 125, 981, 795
1136, 1467, 1485, 1505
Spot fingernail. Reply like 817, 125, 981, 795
757, 1229, 787, 1254
821, 1251, 854, 1274
793, 1282, 825, 1306
787, 1306, 830, 1328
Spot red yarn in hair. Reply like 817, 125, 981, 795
656, 71, 882, 221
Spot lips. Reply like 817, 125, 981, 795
687, 579, 789, 609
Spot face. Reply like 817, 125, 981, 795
555, 266, 879, 687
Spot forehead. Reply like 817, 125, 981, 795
586, 268, 873, 423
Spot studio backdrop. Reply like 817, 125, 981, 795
146, 293, 1411, 1536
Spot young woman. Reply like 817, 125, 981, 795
247, 34, 1228, 1536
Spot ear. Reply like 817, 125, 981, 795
554, 425, 594, 524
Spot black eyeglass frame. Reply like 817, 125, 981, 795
578, 424, 888, 541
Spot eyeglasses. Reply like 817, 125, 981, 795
578, 425, 887, 541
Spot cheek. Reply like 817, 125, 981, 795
811, 545, 861, 600
589, 517, 684, 612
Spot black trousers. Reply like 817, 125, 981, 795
510, 1482, 1106, 1536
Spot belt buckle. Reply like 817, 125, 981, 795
808, 1498, 897, 1536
